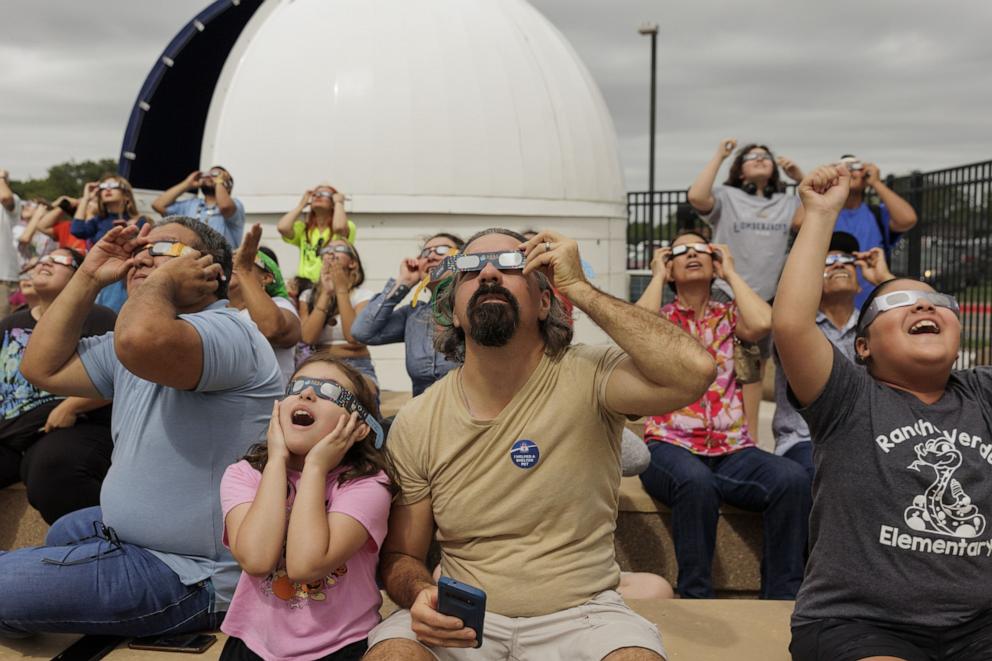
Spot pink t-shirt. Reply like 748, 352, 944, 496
220, 460, 392, 661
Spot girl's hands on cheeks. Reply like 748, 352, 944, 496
266, 400, 290, 464
304, 411, 369, 474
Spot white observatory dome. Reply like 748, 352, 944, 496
201, 0, 626, 217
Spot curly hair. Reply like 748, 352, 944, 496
432, 228, 573, 363
722, 143, 784, 193
240, 351, 398, 493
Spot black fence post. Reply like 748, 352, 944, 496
906, 170, 924, 279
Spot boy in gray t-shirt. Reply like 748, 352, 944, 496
776, 163, 992, 661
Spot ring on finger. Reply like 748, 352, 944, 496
544, 241, 552, 253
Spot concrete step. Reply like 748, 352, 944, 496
0, 599, 793, 660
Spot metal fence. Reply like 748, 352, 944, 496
627, 159, 992, 365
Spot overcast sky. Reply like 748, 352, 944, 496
2, 0, 990, 191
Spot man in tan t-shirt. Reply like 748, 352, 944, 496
366, 229, 716, 661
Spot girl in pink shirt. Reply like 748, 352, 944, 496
220, 353, 395, 661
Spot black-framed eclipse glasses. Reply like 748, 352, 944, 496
431, 251, 525, 279
858, 289, 960, 333
284, 377, 385, 449
825, 254, 856, 267
419, 245, 456, 259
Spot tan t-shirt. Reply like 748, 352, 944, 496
386, 343, 628, 617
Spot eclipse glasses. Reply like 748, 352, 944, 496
284, 377, 385, 449
312, 190, 335, 199
97, 181, 123, 191
825, 254, 856, 267
741, 152, 772, 163
666, 243, 715, 261
858, 289, 960, 333
419, 245, 456, 259
37, 253, 78, 269
132, 240, 191, 259
431, 251, 525, 279
318, 244, 355, 258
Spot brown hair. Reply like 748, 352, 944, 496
432, 228, 573, 363
722, 143, 784, 193
307, 241, 367, 319
240, 352, 397, 492
303, 184, 341, 238
96, 173, 141, 219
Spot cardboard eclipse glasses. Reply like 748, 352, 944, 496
284, 377, 385, 449
431, 251, 525, 279
858, 290, 960, 333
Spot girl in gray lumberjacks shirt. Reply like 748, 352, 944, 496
774, 163, 992, 661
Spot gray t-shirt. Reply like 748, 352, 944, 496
698, 185, 800, 301
78, 300, 283, 611
772, 310, 859, 456
792, 345, 992, 628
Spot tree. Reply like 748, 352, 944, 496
8, 158, 118, 202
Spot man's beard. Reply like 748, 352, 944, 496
466, 284, 520, 347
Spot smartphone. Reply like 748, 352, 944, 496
128, 633, 217, 654
437, 576, 486, 649
51, 634, 122, 661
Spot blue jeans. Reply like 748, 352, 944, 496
784, 442, 815, 483
639, 442, 810, 599
0, 507, 223, 637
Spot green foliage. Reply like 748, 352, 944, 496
8, 158, 118, 202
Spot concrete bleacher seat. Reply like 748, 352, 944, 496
1, 599, 793, 660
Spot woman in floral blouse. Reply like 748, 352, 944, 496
635, 230, 810, 600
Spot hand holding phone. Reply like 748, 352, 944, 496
436, 576, 486, 649
128, 633, 217, 654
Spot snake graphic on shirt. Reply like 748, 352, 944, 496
904, 438, 987, 539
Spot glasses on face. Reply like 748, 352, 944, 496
825, 253, 856, 267
668, 243, 713, 260
432, 251, 525, 279
840, 158, 864, 171
205, 169, 225, 179
318, 244, 355, 258
98, 180, 123, 191
132, 240, 190, 259
285, 377, 385, 449
741, 153, 772, 163
419, 245, 455, 259
312, 190, 334, 199
858, 289, 960, 332
38, 254, 78, 269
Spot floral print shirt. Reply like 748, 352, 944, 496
643, 298, 755, 456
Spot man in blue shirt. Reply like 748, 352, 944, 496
834, 155, 917, 308
153, 166, 246, 249
2, 217, 282, 637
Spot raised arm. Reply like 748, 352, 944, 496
36, 201, 72, 237
328, 260, 367, 344
152, 171, 199, 216
712, 243, 771, 342
772, 165, 852, 406
21, 226, 148, 397
225, 402, 291, 576
114, 247, 225, 390
331, 191, 348, 238
213, 172, 237, 219
17, 202, 48, 247
233, 225, 301, 348
285, 413, 376, 582
277, 190, 311, 239
70, 183, 99, 239
865, 163, 918, 233
523, 231, 716, 418
351, 283, 413, 345
688, 138, 736, 213
0, 169, 14, 212
634, 247, 671, 312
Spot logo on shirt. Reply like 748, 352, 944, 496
904, 438, 986, 539
509, 439, 540, 469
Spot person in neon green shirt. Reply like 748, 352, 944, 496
277, 184, 357, 282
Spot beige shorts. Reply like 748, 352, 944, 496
367, 589, 666, 660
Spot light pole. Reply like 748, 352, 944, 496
638, 23, 658, 197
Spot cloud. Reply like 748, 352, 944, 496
2, 0, 991, 190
